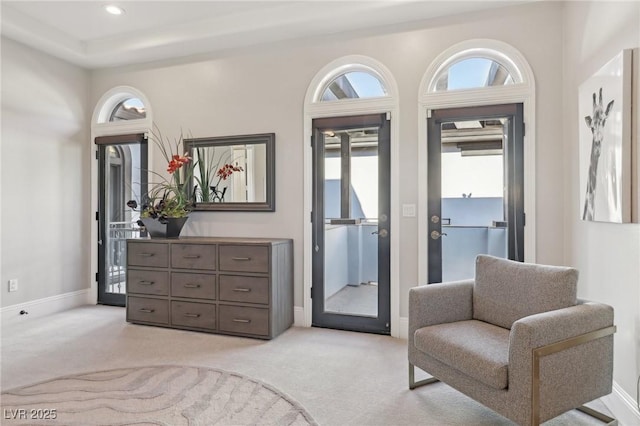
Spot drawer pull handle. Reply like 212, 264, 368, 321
183, 255, 201, 259
232, 257, 252, 261
184, 313, 201, 318
139, 253, 155, 257
183, 283, 201, 289
139, 308, 155, 313
233, 288, 251, 292
232, 318, 251, 323
138, 281, 155, 285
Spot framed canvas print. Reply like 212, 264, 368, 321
578, 49, 633, 223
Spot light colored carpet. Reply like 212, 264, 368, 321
0, 306, 612, 425
1, 365, 316, 425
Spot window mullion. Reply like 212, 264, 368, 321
340, 133, 351, 218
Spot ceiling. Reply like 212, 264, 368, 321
1, 1, 531, 69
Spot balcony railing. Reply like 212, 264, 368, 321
106, 221, 142, 294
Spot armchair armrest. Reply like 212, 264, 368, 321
408, 280, 474, 339
509, 302, 615, 424
509, 301, 613, 357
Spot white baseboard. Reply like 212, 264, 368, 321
1, 289, 92, 327
294, 306, 305, 327
399, 316, 409, 339
602, 381, 640, 426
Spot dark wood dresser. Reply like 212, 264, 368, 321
126, 237, 293, 339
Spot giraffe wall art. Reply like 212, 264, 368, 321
578, 49, 633, 223
582, 88, 614, 221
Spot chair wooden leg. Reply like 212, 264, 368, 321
409, 363, 439, 390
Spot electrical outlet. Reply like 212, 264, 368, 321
8, 279, 18, 292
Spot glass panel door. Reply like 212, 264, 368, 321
427, 104, 524, 283
440, 120, 508, 281
312, 114, 390, 334
98, 141, 147, 305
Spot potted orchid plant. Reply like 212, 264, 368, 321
127, 126, 195, 238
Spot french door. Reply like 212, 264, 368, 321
96, 134, 148, 306
427, 104, 524, 283
312, 113, 391, 334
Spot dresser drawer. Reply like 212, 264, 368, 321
128, 242, 168, 268
171, 272, 216, 300
171, 301, 216, 330
219, 245, 269, 273
171, 244, 217, 270
127, 297, 169, 325
218, 305, 269, 336
128, 269, 169, 296
219, 275, 269, 304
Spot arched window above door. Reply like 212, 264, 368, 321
423, 41, 530, 95
308, 56, 396, 105
93, 86, 152, 126
320, 70, 387, 101
432, 57, 515, 92
109, 98, 146, 121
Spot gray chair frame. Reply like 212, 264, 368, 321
408, 279, 617, 426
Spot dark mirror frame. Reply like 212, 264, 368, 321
184, 133, 275, 212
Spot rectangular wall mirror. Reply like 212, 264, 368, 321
184, 133, 275, 211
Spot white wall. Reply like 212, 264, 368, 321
89, 1, 565, 318
1, 37, 90, 309
562, 1, 640, 408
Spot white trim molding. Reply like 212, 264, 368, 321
417, 39, 537, 285
303, 55, 401, 337
398, 316, 409, 340
293, 306, 305, 327
601, 381, 640, 426
90, 86, 153, 304
1, 290, 92, 328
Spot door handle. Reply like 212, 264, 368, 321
430, 230, 447, 240
372, 229, 389, 238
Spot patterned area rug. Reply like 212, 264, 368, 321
1, 365, 317, 425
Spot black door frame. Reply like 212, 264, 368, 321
96, 133, 148, 306
427, 103, 524, 284
311, 113, 391, 334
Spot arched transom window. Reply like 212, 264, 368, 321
427, 48, 524, 93
320, 70, 387, 101
93, 86, 152, 125
109, 97, 146, 121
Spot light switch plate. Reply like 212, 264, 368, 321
402, 204, 416, 217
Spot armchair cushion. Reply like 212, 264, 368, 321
473, 255, 578, 329
414, 319, 510, 390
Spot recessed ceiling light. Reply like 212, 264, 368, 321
104, 5, 125, 16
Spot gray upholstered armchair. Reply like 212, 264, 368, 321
408, 255, 616, 426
